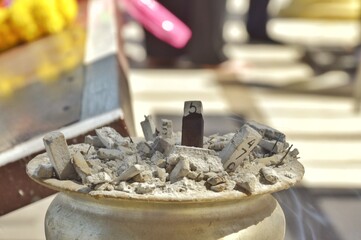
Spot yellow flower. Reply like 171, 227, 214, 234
33, 0, 65, 34
0, 9, 8, 22
57, 0, 78, 24
0, 9, 20, 51
8, 0, 42, 41
0, 0, 79, 50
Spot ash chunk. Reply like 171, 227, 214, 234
95, 127, 128, 149
170, 145, 223, 173
33, 162, 54, 179
155, 167, 168, 182
169, 158, 190, 183
135, 183, 156, 194
72, 151, 92, 182
97, 148, 125, 160
151, 137, 174, 156
114, 164, 146, 183
86, 172, 112, 185
210, 183, 227, 192
235, 173, 257, 193
43, 132, 77, 180
137, 141, 152, 155
261, 167, 279, 184
207, 175, 226, 186
132, 170, 153, 183
94, 183, 114, 191
257, 154, 283, 167
84, 135, 105, 148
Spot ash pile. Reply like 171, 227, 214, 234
32, 101, 303, 197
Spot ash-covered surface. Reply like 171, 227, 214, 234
27, 120, 304, 201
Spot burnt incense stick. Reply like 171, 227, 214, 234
181, 101, 204, 148
264, 138, 280, 158
276, 144, 293, 167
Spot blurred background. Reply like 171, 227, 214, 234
0, 0, 361, 239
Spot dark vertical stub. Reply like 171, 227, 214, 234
181, 101, 204, 148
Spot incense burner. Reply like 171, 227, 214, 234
44, 191, 284, 240
26, 101, 304, 239
28, 154, 288, 240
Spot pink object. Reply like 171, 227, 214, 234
1, 0, 12, 7
122, 0, 192, 48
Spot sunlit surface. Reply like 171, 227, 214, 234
269, 19, 361, 47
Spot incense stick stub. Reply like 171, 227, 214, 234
220, 125, 262, 172
73, 151, 92, 183
161, 119, 173, 139
183, 101, 203, 116
43, 132, 77, 180
141, 115, 157, 141
181, 101, 204, 148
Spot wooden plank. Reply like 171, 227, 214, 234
81, 0, 135, 134
0, 32, 85, 153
